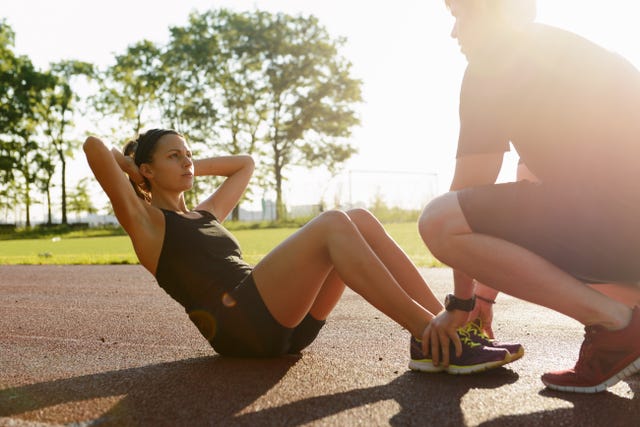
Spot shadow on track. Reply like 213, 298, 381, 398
1, 357, 521, 426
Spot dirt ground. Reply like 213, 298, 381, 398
1, 265, 639, 426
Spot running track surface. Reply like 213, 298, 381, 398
1, 265, 638, 426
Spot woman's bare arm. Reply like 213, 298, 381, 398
83, 136, 152, 235
194, 155, 255, 221
84, 136, 165, 273
110, 147, 145, 186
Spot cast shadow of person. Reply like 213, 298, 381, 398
478, 375, 640, 427
1, 355, 518, 426
233, 367, 520, 426
0, 355, 297, 426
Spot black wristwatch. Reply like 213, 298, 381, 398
444, 294, 476, 312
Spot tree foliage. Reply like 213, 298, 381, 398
42, 60, 94, 224
0, 21, 56, 226
249, 11, 361, 217
0, 9, 363, 223
1, 20, 95, 225
68, 177, 97, 220
93, 40, 164, 136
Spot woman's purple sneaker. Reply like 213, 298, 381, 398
461, 319, 525, 363
409, 331, 510, 375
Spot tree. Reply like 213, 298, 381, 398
0, 20, 67, 226
0, 20, 19, 140
35, 150, 56, 225
93, 40, 164, 137
162, 14, 218, 140
40, 60, 94, 224
1, 22, 94, 225
166, 9, 270, 219
68, 177, 97, 220
209, 10, 271, 220
0, 21, 24, 185
0, 186, 17, 223
0, 43, 55, 226
250, 12, 362, 219
86, 9, 362, 221
166, 10, 362, 220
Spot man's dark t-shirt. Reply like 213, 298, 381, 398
457, 23, 640, 196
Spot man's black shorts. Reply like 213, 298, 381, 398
457, 180, 640, 283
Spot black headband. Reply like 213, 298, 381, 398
134, 129, 177, 166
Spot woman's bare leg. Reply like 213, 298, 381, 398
252, 210, 435, 338
345, 209, 442, 313
307, 269, 345, 320
301, 208, 441, 322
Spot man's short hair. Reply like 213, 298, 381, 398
445, 0, 537, 25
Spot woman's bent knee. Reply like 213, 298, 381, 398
345, 208, 379, 229
316, 209, 353, 230
345, 207, 373, 220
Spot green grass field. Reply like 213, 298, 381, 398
0, 222, 442, 267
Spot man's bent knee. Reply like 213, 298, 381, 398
419, 192, 471, 257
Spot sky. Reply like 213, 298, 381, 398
3, 0, 640, 217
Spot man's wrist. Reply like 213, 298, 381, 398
476, 295, 496, 304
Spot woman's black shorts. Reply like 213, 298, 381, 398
201, 273, 325, 357
457, 180, 640, 284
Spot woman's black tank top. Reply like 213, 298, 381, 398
155, 209, 252, 313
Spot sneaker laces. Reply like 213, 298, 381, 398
574, 326, 597, 372
459, 319, 491, 342
457, 325, 482, 348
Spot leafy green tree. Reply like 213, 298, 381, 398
35, 151, 56, 225
0, 21, 27, 186
250, 11, 362, 219
173, 9, 268, 154
162, 17, 218, 140
0, 21, 63, 226
86, 9, 361, 221
210, 10, 270, 220
0, 20, 20, 142
0, 47, 55, 226
1, 23, 93, 225
165, 9, 362, 220
161, 13, 224, 209
93, 40, 164, 137
68, 177, 97, 220
0, 186, 17, 223
165, 9, 269, 219
40, 60, 94, 224
7, 133, 42, 228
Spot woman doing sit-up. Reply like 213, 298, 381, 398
83, 129, 512, 372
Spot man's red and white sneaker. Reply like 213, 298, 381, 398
541, 305, 640, 393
